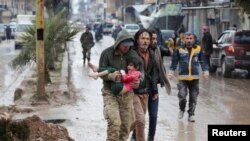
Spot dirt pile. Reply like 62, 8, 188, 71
0, 112, 74, 141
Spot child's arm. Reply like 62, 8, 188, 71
97, 67, 117, 77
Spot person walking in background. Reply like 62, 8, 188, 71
201, 25, 213, 69
155, 27, 169, 60
167, 32, 178, 55
177, 24, 186, 47
112, 24, 123, 40
80, 26, 94, 65
5, 25, 12, 43
168, 32, 209, 122
130, 29, 158, 141
98, 29, 141, 141
146, 29, 171, 141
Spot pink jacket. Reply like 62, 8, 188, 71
122, 70, 141, 92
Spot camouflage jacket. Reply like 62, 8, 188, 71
80, 31, 94, 48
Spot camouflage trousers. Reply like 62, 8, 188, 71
102, 89, 135, 141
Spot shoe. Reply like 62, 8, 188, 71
188, 115, 195, 122
131, 131, 136, 141
130, 137, 136, 141
178, 111, 184, 119
147, 137, 154, 141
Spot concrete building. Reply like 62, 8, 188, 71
0, 0, 35, 23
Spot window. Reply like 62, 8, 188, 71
235, 32, 250, 44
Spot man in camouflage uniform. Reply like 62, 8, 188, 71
80, 26, 94, 65
99, 29, 143, 141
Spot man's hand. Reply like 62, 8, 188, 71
152, 94, 159, 101
168, 73, 174, 80
108, 71, 121, 82
204, 74, 209, 80
131, 79, 140, 89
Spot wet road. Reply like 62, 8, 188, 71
12, 33, 250, 141
86, 34, 250, 141
71, 33, 250, 140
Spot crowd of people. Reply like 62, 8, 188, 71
80, 24, 212, 141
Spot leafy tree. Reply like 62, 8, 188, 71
235, 0, 250, 14
11, 8, 80, 83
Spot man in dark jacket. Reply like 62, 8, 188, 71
146, 29, 171, 141
130, 29, 158, 141
201, 25, 213, 68
80, 26, 94, 65
99, 29, 142, 141
5, 25, 12, 43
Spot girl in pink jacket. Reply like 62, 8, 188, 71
88, 58, 142, 95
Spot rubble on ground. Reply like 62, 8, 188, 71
0, 112, 74, 141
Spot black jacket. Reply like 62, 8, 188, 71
201, 32, 213, 55
133, 48, 158, 95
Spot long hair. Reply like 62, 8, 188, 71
133, 28, 152, 49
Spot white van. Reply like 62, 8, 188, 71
15, 15, 35, 49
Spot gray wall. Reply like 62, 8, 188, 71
182, 7, 242, 41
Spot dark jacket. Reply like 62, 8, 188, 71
201, 32, 213, 55
80, 31, 94, 49
5, 26, 12, 39
151, 47, 171, 94
133, 47, 158, 95
99, 29, 143, 91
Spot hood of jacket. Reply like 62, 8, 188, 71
113, 29, 134, 50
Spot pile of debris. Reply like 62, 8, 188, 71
0, 112, 74, 141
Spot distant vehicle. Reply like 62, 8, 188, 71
161, 29, 175, 41
103, 23, 113, 35
9, 22, 17, 38
14, 15, 35, 49
210, 30, 250, 78
124, 24, 140, 36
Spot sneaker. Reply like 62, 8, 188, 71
188, 115, 195, 122
178, 111, 184, 119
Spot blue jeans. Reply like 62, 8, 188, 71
147, 94, 159, 138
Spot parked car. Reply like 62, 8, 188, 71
161, 29, 175, 41
210, 30, 250, 77
124, 24, 140, 36
14, 24, 33, 49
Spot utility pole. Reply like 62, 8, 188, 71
104, 0, 106, 21
35, 0, 47, 103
